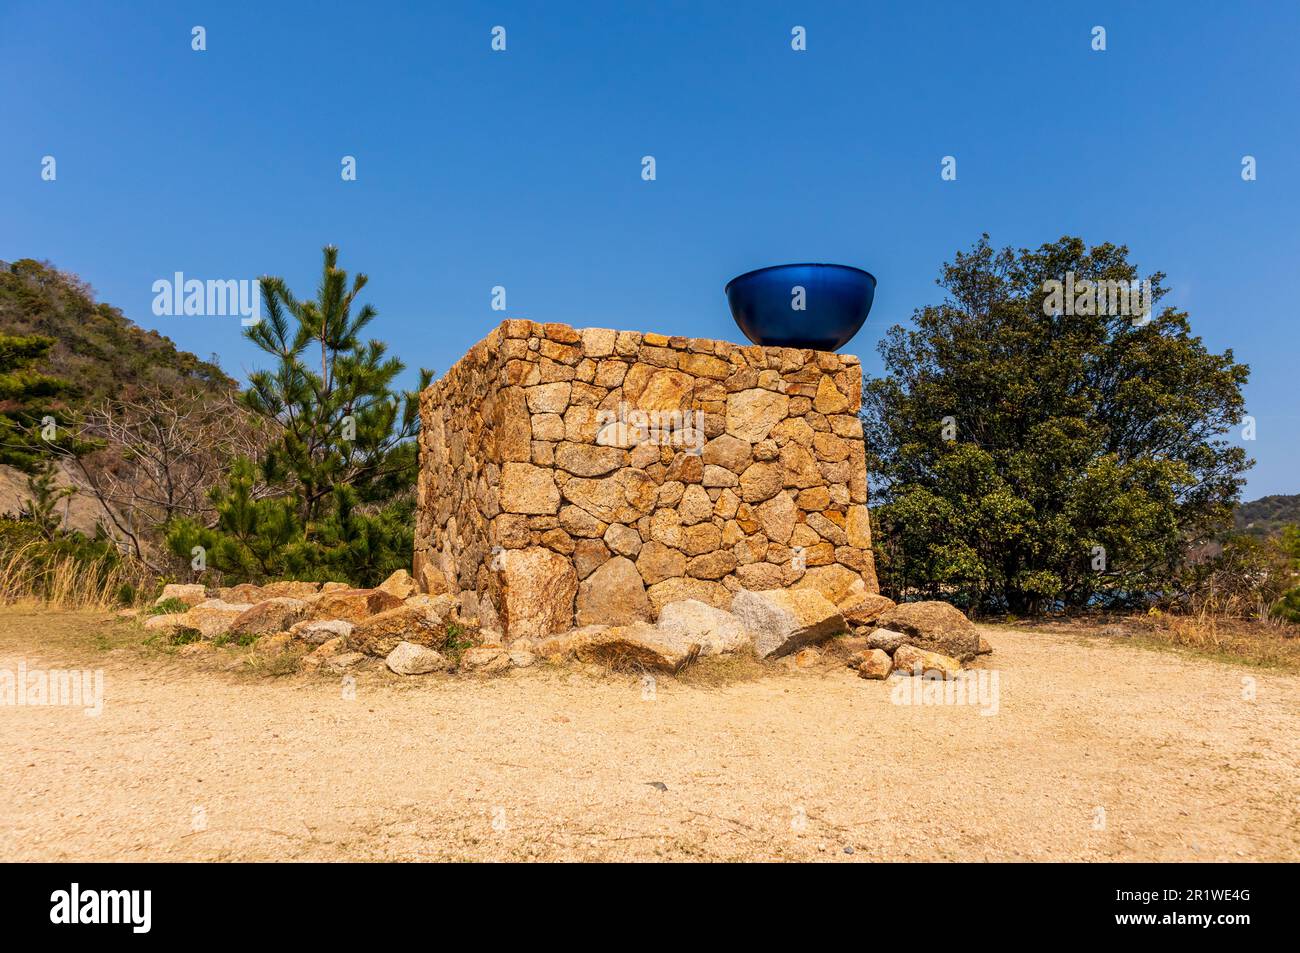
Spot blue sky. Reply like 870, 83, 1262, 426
2, 1, 1297, 497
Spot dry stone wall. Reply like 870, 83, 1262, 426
415, 319, 878, 641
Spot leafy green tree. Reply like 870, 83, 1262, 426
166, 247, 431, 586
864, 236, 1251, 614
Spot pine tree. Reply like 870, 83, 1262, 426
166, 247, 431, 586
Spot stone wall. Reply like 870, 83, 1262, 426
415, 319, 878, 642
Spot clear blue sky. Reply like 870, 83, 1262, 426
2, 1, 1296, 497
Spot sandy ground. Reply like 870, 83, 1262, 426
1, 608, 1297, 862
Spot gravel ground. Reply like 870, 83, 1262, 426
1, 609, 1297, 861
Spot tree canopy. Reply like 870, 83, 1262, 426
863, 235, 1251, 614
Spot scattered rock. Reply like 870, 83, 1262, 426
305, 588, 404, 624
731, 588, 846, 659
508, 648, 537, 668
142, 613, 194, 636
892, 644, 962, 680
855, 648, 893, 679
351, 605, 448, 657
155, 583, 207, 608
227, 598, 308, 638
459, 646, 512, 674
386, 641, 448, 675
655, 599, 751, 656
792, 646, 821, 668
288, 618, 355, 645
377, 569, 417, 600
977, 635, 993, 655
875, 601, 980, 661
838, 592, 895, 626
185, 599, 255, 638
327, 652, 366, 672
570, 622, 701, 672
866, 627, 908, 654
253, 632, 292, 655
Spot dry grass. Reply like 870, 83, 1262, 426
992, 609, 1300, 671
0, 542, 149, 611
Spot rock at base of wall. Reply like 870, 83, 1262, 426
892, 644, 961, 680
386, 641, 448, 675
731, 588, 846, 659
655, 599, 751, 656
875, 601, 980, 661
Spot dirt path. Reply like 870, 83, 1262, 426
1, 609, 1297, 861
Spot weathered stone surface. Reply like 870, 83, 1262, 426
755, 491, 797, 545
646, 576, 730, 612
839, 592, 896, 627
492, 546, 577, 639
459, 646, 512, 674
656, 600, 751, 655
636, 540, 686, 585
289, 618, 355, 645
228, 598, 309, 638
725, 389, 789, 442
876, 601, 980, 661
352, 605, 447, 657
386, 641, 448, 675
603, 523, 642, 557
856, 648, 893, 679
866, 627, 908, 653
305, 588, 404, 624
892, 644, 962, 679
571, 622, 701, 672
731, 589, 846, 659
738, 462, 783, 503
499, 462, 561, 514
261, 580, 321, 599
377, 569, 417, 600
701, 433, 751, 473
155, 583, 207, 608
555, 442, 625, 477
216, 583, 266, 604
794, 564, 864, 605
576, 556, 653, 626
185, 599, 254, 638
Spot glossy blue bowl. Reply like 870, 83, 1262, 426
724, 263, 876, 351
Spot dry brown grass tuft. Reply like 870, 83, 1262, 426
0, 542, 150, 611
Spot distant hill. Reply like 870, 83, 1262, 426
1235, 494, 1300, 537
0, 258, 235, 406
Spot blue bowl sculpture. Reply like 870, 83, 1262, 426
724, 263, 876, 351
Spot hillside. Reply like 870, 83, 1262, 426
1236, 494, 1300, 537
0, 258, 235, 406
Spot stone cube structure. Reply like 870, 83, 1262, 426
415, 320, 878, 641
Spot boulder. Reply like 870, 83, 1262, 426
855, 648, 893, 680
570, 622, 701, 673
459, 646, 511, 674
731, 589, 846, 659
875, 601, 980, 661
288, 618, 355, 645
386, 641, 448, 675
185, 599, 255, 638
793, 564, 865, 604
838, 592, 895, 627
508, 648, 537, 668
227, 598, 309, 638
253, 632, 292, 656
304, 588, 404, 624
351, 604, 448, 657
892, 644, 962, 680
492, 546, 577, 639
217, 583, 266, 604
154, 583, 207, 608
576, 556, 652, 627
866, 627, 908, 654
327, 652, 366, 672
261, 580, 321, 599
142, 613, 196, 636
655, 600, 751, 656
377, 569, 417, 600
